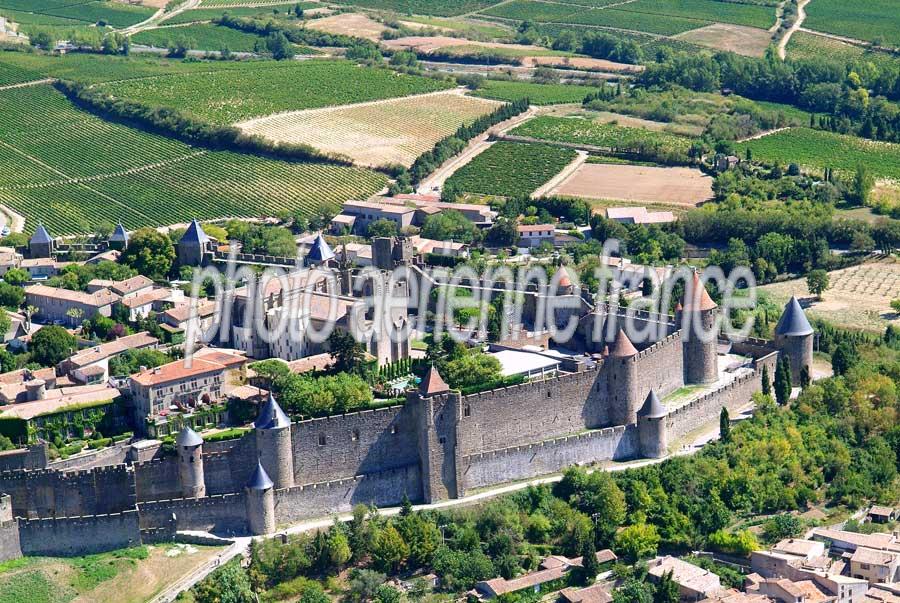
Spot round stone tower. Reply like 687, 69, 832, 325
607, 328, 640, 426
176, 425, 205, 498
245, 461, 276, 536
682, 271, 718, 385
774, 296, 814, 385
255, 393, 294, 490
637, 390, 668, 459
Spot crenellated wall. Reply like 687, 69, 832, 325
0, 464, 135, 519
18, 510, 141, 556
0, 444, 48, 473
274, 464, 422, 525
459, 425, 638, 494
138, 493, 247, 534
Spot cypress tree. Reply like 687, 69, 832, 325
761, 364, 771, 396
800, 365, 810, 388
719, 407, 730, 443
775, 357, 791, 405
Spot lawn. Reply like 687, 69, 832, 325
734, 128, 900, 180
445, 140, 577, 197
0, 84, 386, 234
471, 80, 599, 105
803, 0, 900, 47
97, 59, 454, 125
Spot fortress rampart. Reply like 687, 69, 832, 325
0, 299, 812, 556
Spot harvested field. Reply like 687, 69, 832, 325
236, 89, 501, 168
675, 23, 772, 57
759, 256, 900, 332
520, 55, 643, 72
549, 163, 713, 206
306, 13, 387, 40
381, 36, 568, 57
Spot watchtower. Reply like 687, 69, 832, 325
254, 393, 294, 490
774, 296, 814, 385
176, 425, 205, 498
682, 271, 718, 384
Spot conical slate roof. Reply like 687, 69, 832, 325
775, 296, 813, 337
306, 233, 335, 264
608, 328, 638, 358
639, 390, 667, 418
247, 461, 274, 491
30, 223, 52, 245
180, 219, 209, 245
175, 425, 203, 447
683, 271, 717, 312
254, 393, 291, 430
110, 223, 129, 242
420, 365, 450, 396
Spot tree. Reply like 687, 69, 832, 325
762, 514, 802, 543
799, 365, 811, 388
121, 228, 175, 280
347, 569, 386, 603
852, 163, 874, 206
554, 467, 626, 546
0, 282, 24, 309
831, 341, 858, 376
806, 269, 829, 300
774, 356, 792, 405
761, 364, 771, 396
443, 353, 502, 390
579, 537, 600, 586
192, 560, 253, 603
324, 525, 352, 569
719, 407, 730, 443
2, 268, 28, 287
654, 570, 680, 603
375, 585, 402, 603
614, 523, 659, 562
30, 326, 76, 367
328, 330, 366, 375
421, 210, 480, 245
372, 525, 409, 574
367, 219, 399, 239
613, 578, 653, 603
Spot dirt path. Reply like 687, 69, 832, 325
777, 0, 810, 60
123, 0, 202, 34
735, 126, 791, 143
0, 78, 55, 91
415, 105, 538, 194
533, 150, 587, 198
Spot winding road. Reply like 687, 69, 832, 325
777, 0, 810, 60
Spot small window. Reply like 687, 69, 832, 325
351, 429, 359, 442
464, 405, 471, 418
547, 391, 551, 398
318, 434, 326, 446
439, 436, 446, 444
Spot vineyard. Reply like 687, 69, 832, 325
0, 84, 386, 234
0, 0, 155, 27
130, 24, 308, 53
734, 128, 900, 180
511, 116, 694, 156
445, 141, 577, 197
0, 61, 41, 87
620, 0, 775, 29
198, 0, 310, 6
329, 0, 500, 17
803, 0, 900, 47
163, 4, 312, 25
472, 80, 598, 105
98, 59, 453, 125
237, 90, 501, 168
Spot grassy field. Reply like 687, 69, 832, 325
395, 14, 510, 37
238, 90, 501, 168
0, 544, 224, 603
471, 80, 598, 105
130, 23, 317, 53
735, 128, 900, 180
511, 115, 693, 154
0, 0, 155, 28
803, 0, 900, 47
98, 59, 453, 125
0, 84, 386, 234
445, 140, 577, 197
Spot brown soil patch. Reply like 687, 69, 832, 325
550, 163, 713, 207
237, 89, 501, 168
115, 0, 167, 7
521, 55, 643, 73
398, 19, 454, 32
675, 23, 773, 57
306, 13, 387, 41
759, 256, 900, 333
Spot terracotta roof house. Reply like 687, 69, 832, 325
25, 284, 120, 325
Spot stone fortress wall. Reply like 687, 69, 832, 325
0, 296, 813, 558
